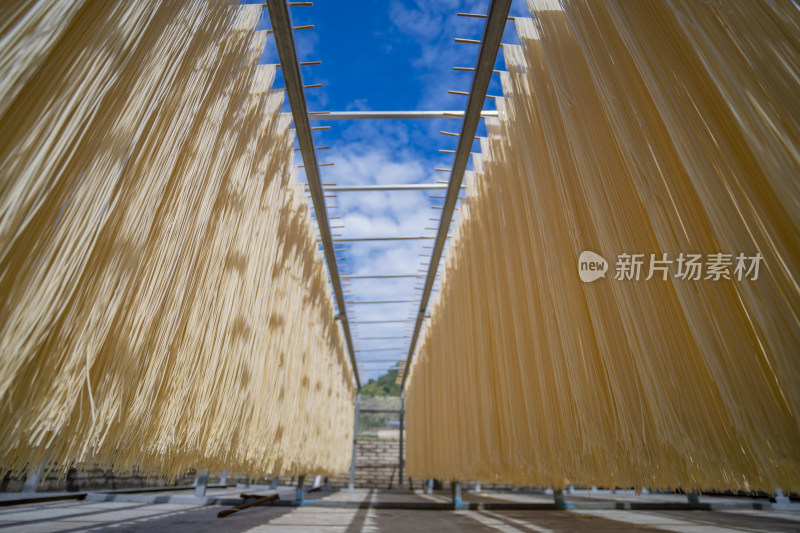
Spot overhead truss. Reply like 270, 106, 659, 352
266, 0, 512, 389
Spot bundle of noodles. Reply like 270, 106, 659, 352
405, 0, 800, 492
0, 0, 354, 479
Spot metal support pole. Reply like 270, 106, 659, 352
349, 300, 418, 305
474, 481, 481, 492
334, 236, 435, 242
773, 488, 790, 505
220, 470, 227, 485
270, 476, 278, 490
295, 475, 306, 503
308, 110, 499, 120
348, 392, 361, 490
326, 184, 455, 192
399, 392, 405, 488
344, 274, 420, 279
22, 463, 46, 493
426, 478, 433, 495
194, 470, 209, 497
553, 487, 566, 509
452, 481, 463, 507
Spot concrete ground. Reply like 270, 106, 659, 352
1, 487, 799, 532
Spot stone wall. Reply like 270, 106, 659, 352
328, 436, 403, 489
324, 434, 516, 491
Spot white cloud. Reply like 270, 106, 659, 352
314, 140, 443, 381
386, 0, 492, 108
346, 98, 371, 112
324, 149, 428, 186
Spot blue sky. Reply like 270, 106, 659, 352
249, 0, 529, 384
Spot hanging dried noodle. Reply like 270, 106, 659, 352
406, 0, 800, 492
0, 0, 354, 479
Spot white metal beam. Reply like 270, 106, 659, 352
308, 110, 499, 120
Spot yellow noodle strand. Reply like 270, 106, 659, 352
0, 1, 354, 479
406, 0, 800, 492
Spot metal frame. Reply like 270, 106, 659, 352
344, 274, 420, 279
352, 320, 409, 324
324, 184, 449, 192
399, 393, 405, 487
348, 393, 360, 489
308, 110, 499, 120
266, 1, 495, 398
267, 0, 360, 388
348, 300, 417, 305
402, 0, 512, 388
333, 236, 435, 242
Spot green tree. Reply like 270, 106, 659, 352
357, 370, 402, 434
360, 369, 400, 396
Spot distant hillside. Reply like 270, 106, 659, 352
360, 369, 400, 397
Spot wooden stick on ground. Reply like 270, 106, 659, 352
217, 493, 279, 518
